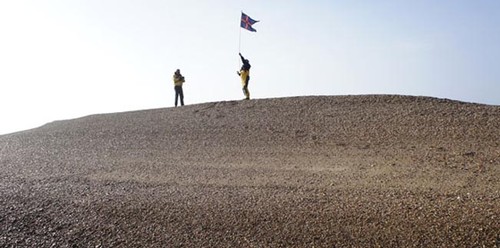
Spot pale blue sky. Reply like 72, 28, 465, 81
1, 0, 499, 135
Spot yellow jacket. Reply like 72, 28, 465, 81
239, 69, 249, 86
173, 74, 185, 86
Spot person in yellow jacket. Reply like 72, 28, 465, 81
173, 69, 185, 107
237, 53, 251, 100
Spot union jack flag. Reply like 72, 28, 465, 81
241, 12, 259, 32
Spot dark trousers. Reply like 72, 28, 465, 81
174, 86, 184, 106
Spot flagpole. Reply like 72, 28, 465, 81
238, 10, 243, 67
239, 22, 242, 53
239, 11, 243, 54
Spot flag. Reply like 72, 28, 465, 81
241, 12, 259, 32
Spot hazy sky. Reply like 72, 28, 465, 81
1, 0, 499, 135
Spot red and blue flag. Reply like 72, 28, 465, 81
241, 12, 259, 32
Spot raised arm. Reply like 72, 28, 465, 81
239, 53, 245, 63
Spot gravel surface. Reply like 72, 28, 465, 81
0, 95, 499, 247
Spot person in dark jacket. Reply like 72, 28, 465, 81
237, 53, 251, 100
173, 69, 185, 107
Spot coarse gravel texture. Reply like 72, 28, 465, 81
0, 95, 499, 247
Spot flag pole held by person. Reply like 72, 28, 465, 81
237, 12, 258, 100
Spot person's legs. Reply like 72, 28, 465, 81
179, 87, 184, 106
174, 86, 180, 107
243, 76, 250, 99
242, 85, 249, 100
240, 71, 250, 100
